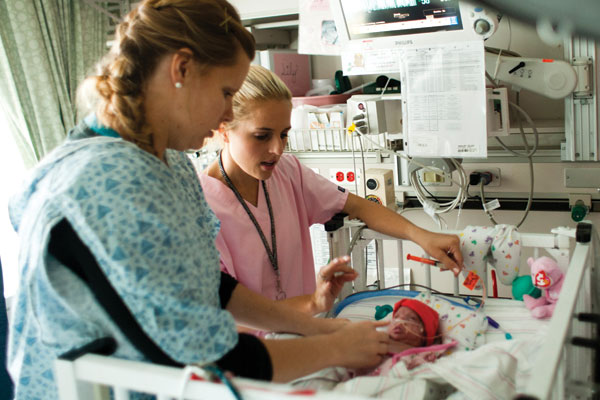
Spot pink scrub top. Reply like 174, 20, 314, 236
199, 154, 349, 300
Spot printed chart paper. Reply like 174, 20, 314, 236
402, 41, 487, 158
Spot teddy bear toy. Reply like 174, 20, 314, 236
522, 256, 564, 319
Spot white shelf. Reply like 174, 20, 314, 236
229, 0, 297, 21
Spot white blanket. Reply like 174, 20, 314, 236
293, 328, 547, 400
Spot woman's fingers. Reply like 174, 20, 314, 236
337, 321, 390, 368
437, 252, 462, 276
424, 233, 464, 276
318, 256, 357, 282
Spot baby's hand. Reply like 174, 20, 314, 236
404, 350, 439, 370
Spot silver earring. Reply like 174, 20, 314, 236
175, 82, 183, 89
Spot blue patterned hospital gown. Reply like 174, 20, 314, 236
8, 122, 238, 399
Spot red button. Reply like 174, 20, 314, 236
336, 171, 344, 182
347, 171, 355, 182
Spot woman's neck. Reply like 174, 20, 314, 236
209, 149, 259, 206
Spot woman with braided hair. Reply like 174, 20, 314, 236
7, 1, 389, 398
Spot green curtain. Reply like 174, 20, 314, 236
0, 0, 108, 167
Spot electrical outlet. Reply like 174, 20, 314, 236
464, 167, 501, 187
417, 169, 451, 186
329, 168, 362, 186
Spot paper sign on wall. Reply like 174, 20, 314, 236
298, 0, 342, 56
401, 41, 487, 158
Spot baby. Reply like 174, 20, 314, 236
368, 299, 456, 374
388, 298, 439, 352
288, 299, 458, 385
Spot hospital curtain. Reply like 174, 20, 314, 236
0, 0, 108, 167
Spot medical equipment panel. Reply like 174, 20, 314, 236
365, 168, 396, 209
346, 94, 403, 135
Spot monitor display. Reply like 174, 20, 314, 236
330, 0, 482, 74
339, 0, 464, 41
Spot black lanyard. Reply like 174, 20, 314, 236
217, 151, 286, 300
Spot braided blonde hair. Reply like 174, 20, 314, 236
83, 0, 255, 156
226, 65, 292, 130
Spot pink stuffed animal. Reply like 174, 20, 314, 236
522, 256, 564, 319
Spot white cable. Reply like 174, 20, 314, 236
349, 126, 469, 221
482, 66, 537, 229
454, 200, 464, 230
479, 181, 499, 225
347, 224, 367, 254
379, 76, 392, 98
342, 81, 375, 95
438, 215, 448, 230
494, 103, 537, 228
506, 17, 513, 53
495, 102, 539, 157
492, 49, 503, 82
356, 130, 368, 197
476, 101, 537, 228
351, 127, 466, 187
409, 158, 469, 217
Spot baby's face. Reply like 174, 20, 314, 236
387, 306, 425, 347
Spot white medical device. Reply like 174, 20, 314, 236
346, 94, 403, 135
473, 0, 600, 41
485, 53, 578, 99
365, 168, 396, 210
486, 87, 509, 137
470, 6, 500, 40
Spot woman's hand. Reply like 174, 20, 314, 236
311, 256, 357, 314
414, 231, 464, 276
342, 193, 464, 277
331, 320, 390, 369
309, 316, 351, 335
261, 320, 390, 382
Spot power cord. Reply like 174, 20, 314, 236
356, 122, 368, 198
482, 67, 537, 228
479, 180, 499, 225
348, 120, 469, 226
409, 158, 468, 228
417, 173, 441, 202
347, 224, 367, 254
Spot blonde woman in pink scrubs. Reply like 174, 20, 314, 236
200, 65, 464, 318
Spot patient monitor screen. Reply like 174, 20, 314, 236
340, 0, 464, 41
